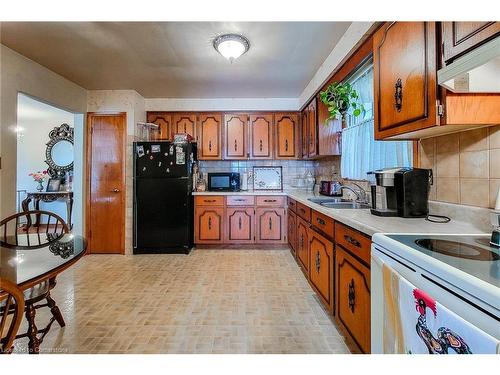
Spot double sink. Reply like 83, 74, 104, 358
307, 197, 371, 209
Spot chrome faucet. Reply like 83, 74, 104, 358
340, 182, 369, 204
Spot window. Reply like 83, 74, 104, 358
340, 60, 413, 180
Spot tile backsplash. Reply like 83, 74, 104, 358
419, 125, 500, 209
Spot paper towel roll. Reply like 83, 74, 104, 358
495, 186, 500, 211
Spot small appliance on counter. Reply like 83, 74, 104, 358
368, 167, 432, 218
240, 172, 249, 191
319, 181, 342, 197
133, 141, 197, 254
207, 172, 240, 191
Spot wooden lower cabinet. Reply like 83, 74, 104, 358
296, 217, 309, 274
308, 228, 334, 314
194, 207, 224, 244
226, 207, 254, 243
255, 207, 286, 243
335, 245, 371, 353
287, 209, 297, 256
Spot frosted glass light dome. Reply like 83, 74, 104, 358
213, 34, 250, 63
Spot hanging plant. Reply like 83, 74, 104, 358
319, 82, 364, 127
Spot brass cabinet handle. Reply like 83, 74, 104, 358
315, 251, 321, 273
269, 217, 272, 230
111, 188, 120, 193
234, 198, 246, 202
348, 279, 355, 313
344, 235, 361, 248
234, 139, 238, 151
263, 199, 277, 203
395, 78, 403, 112
300, 234, 304, 248
259, 139, 263, 151
285, 139, 288, 152
208, 140, 212, 151
204, 199, 216, 203
238, 217, 242, 230
208, 217, 212, 230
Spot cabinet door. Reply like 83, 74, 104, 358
249, 114, 273, 159
308, 99, 317, 157
255, 207, 285, 243
194, 207, 224, 244
373, 22, 439, 139
198, 113, 222, 160
287, 209, 297, 256
147, 112, 172, 141
226, 207, 254, 243
296, 217, 309, 273
336, 246, 371, 353
308, 229, 334, 313
443, 22, 500, 63
301, 109, 308, 158
172, 114, 197, 140
275, 113, 298, 159
225, 114, 248, 159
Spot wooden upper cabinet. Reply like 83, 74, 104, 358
317, 101, 342, 156
224, 114, 248, 159
249, 114, 273, 159
373, 22, 440, 140
275, 113, 299, 159
172, 114, 197, 141
301, 109, 308, 158
146, 112, 171, 140
442, 22, 500, 63
307, 99, 318, 157
198, 113, 222, 160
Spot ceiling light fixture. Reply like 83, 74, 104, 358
213, 33, 250, 63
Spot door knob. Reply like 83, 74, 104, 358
111, 188, 120, 193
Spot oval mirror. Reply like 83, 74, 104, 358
50, 140, 74, 167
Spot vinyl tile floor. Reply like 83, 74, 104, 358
12, 249, 350, 354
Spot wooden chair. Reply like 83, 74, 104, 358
0, 210, 70, 353
0, 210, 69, 249
0, 278, 25, 354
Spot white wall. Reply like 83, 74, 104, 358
16, 94, 75, 221
1, 45, 87, 221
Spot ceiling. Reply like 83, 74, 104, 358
1, 22, 350, 98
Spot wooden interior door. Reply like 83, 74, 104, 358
255, 207, 285, 243
442, 22, 500, 63
308, 229, 334, 313
249, 114, 273, 159
275, 113, 298, 159
373, 22, 439, 139
307, 99, 317, 157
225, 114, 248, 159
86, 113, 126, 254
226, 207, 254, 243
172, 114, 197, 140
147, 112, 171, 140
198, 114, 222, 160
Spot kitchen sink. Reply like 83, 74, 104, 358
307, 197, 370, 209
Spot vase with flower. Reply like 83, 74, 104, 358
29, 170, 48, 192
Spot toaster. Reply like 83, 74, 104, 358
319, 180, 342, 196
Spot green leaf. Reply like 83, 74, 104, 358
353, 108, 361, 117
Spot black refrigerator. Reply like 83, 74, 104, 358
133, 141, 197, 254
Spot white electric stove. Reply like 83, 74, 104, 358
371, 233, 500, 354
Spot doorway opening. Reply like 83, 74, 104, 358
16, 93, 84, 236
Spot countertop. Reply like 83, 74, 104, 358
193, 189, 488, 237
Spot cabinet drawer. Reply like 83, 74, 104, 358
287, 197, 297, 212
335, 222, 371, 265
335, 246, 371, 353
296, 202, 311, 222
226, 195, 255, 206
311, 210, 334, 239
195, 196, 224, 206
255, 196, 285, 207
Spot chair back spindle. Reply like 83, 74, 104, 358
0, 278, 25, 354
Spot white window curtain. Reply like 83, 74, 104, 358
341, 64, 412, 180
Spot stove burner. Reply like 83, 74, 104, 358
415, 239, 500, 261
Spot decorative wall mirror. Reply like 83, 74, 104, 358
45, 123, 74, 178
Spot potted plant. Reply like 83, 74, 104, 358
29, 170, 48, 192
319, 82, 364, 128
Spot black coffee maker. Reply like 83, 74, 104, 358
368, 167, 432, 218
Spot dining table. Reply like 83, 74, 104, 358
0, 232, 86, 353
